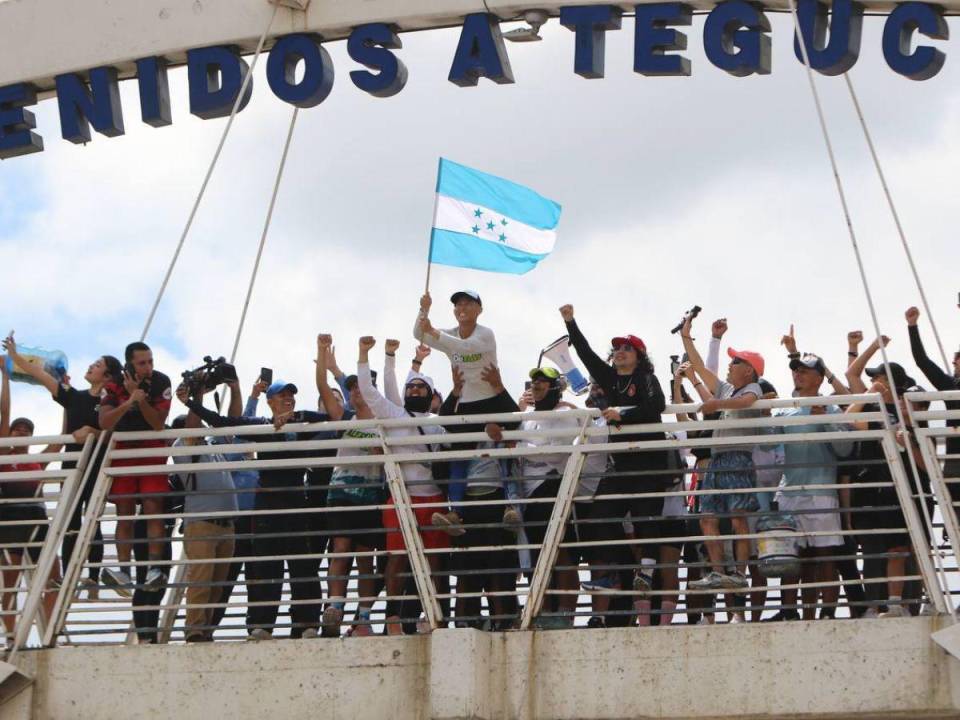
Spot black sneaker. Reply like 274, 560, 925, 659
586, 616, 606, 629
761, 610, 800, 622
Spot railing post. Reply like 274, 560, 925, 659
9, 435, 95, 655
520, 418, 590, 630
378, 426, 443, 629
878, 429, 949, 613
44, 432, 116, 647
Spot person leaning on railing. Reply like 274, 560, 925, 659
559, 303, 671, 603
2, 332, 120, 599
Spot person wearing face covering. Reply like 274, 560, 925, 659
357, 336, 450, 635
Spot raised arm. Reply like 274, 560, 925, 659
0, 360, 9, 439
227, 379, 243, 418
680, 316, 720, 394
358, 337, 406, 420
2, 332, 59, 397
706, 318, 727, 375
244, 379, 266, 418
177, 384, 263, 430
316, 334, 346, 421
559, 305, 613, 387
906, 307, 955, 390
845, 335, 889, 393
383, 339, 402, 407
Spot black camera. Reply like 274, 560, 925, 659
670, 305, 702, 335
181, 356, 238, 396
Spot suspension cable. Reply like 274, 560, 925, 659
842, 73, 952, 371
230, 106, 300, 364
140, 2, 281, 341
785, 1, 951, 605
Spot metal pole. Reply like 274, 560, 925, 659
520, 418, 589, 630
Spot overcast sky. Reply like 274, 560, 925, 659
1, 12, 958, 436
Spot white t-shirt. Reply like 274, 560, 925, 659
577, 418, 610, 501
518, 408, 581, 498
415, 317, 498, 404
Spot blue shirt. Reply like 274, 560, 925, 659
775, 405, 854, 497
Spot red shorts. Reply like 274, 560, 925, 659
383, 494, 450, 552
109, 441, 170, 498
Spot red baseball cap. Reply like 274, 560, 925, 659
727, 347, 765, 377
611, 335, 647, 354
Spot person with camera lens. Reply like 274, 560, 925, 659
99, 341, 172, 597
181, 368, 336, 640
558, 304, 671, 604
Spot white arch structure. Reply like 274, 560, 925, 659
0, 0, 956, 93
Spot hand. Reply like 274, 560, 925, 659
601, 408, 621, 423
1, 331, 16, 357
485, 423, 504, 442
679, 361, 695, 380
359, 336, 377, 352
681, 316, 693, 338
327, 345, 341, 374
451, 366, 465, 397
870, 335, 891, 350
385, 338, 400, 355
317, 333, 333, 351
123, 371, 141, 397
419, 316, 436, 338
780, 323, 798, 354
480, 364, 504, 393
176, 383, 190, 404
559, 304, 574, 322
519, 390, 534, 409
866, 380, 887, 397
420, 292, 432, 314
700, 399, 720, 415
72, 426, 97, 443
711, 318, 728, 339
273, 410, 295, 431
252, 379, 268, 398
62, 374, 72, 388
905, 306, 920, 326
414, 344, 431, 363
129, 388, 147, 406
847, 330, 863, 348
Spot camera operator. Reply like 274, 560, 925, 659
99, 341, 172, 596
181, 371, 337, 640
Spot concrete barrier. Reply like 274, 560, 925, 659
4, 617, 959, 719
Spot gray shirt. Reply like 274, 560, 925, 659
172, 438, 239, 523
712, 380, 764, 454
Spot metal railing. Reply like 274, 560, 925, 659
1, 392, 957, 650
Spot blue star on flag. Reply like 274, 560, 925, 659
474, 208, 483, 218
486, 220, 496, 230
472, 225, 481, 234
498, 233, 507, 243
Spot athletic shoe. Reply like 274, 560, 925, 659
301, 628, 319, 639
879, 605, 907, 618
431, 511, 466, 537
586, 616, 606, 629
581, 574, 618, 592
353, 623, 374, 637
502, 507, 522, 530
632, 571, 654, 597
762, 610, 800, 623
247, 628, 273, 642
862, 608, 879, 619
322, 606, 344, 637
724, 571, 749, 589
143, 568, 168, 592
79, 577, 99, 601
101, 567, 133, 598
688, 571, 727, 590
729, 613, 745, 624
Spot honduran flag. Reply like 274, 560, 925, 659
429, 159, 562, 275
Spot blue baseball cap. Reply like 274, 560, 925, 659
450, 290, 482, 305
265, 380, 298, 399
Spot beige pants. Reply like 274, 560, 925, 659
183, 520, 235, 639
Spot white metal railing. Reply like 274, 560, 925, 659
0, 392, 956, 649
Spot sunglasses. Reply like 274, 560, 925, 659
405, 381, 429, 391
613, 344, 636, 352
730, 358, 747, 366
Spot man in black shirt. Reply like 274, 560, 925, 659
559, 304, 670, 603
182, 378, 344, 640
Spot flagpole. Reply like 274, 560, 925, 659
424, 189, 440, 295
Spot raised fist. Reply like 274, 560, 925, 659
385, 339, 400, 355
905, 307, 920, 326
359, 336, 377, 351
711, 318, 728, 339
559, 304, 574, 322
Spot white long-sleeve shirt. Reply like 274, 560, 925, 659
518, 408, 581, 498
358, 362, 442, 497
414, 313, 497, 404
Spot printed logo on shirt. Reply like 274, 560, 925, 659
627, 384, 636, 398
162, 387, 173, 400
454, 352, 483, 363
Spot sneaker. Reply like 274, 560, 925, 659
79, 577, 99, 601
862, 607, 879, 619
301, 628, 319, 639
502, 507, 522, 530
729, 612, 746, 624
632, 571, 653, 596
101, 567, 133, 598
581, 574, 618, 592
688, 571, 726, 591
143, 568, 168, 592
762, 610, 800, 623
353, 623, 374, 637
724, 571, 749, 589
431, 511, 466, 537
247, 628, 273, 642
322, 606, 344, 637
879, 605, 907, 618
586, 616, 606, 629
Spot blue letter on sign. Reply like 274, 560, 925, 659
136, 57, 172, 127
55, 67, 125, 143
559, 5, 623, 79
449, 13, 515, 87
703, 0, 771, 76
634, 3, 692, 76
188, 46, 253, 119
348, 23, 408, 98
793, 0, 863, 75
0, 84, 43, 159
267, 34, 334, 108
882, 2, 947, 80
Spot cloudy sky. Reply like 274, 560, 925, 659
1, 11, 958, 436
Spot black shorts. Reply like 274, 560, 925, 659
326, 500, 384, 550
522, 475, 576, 549
659, 514, 691, 551
0, 503, 48, 563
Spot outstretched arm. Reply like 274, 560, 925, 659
316, 335, 346, 421
0, 360, 9, 440
907, 307, 955, 390
680, 316, 720, 394
2, 332, 59, 397
358, 337, 406, 420
383, 339, 402, 407
559, 305, 613, 387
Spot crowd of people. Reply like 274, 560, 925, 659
0, 290, 957, 644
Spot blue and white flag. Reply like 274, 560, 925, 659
429, 159, 562, 275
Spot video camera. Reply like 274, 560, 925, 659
670, 305, 702, 335
181, 356, 238, 396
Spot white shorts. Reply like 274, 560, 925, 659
776, 493, 842, 548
